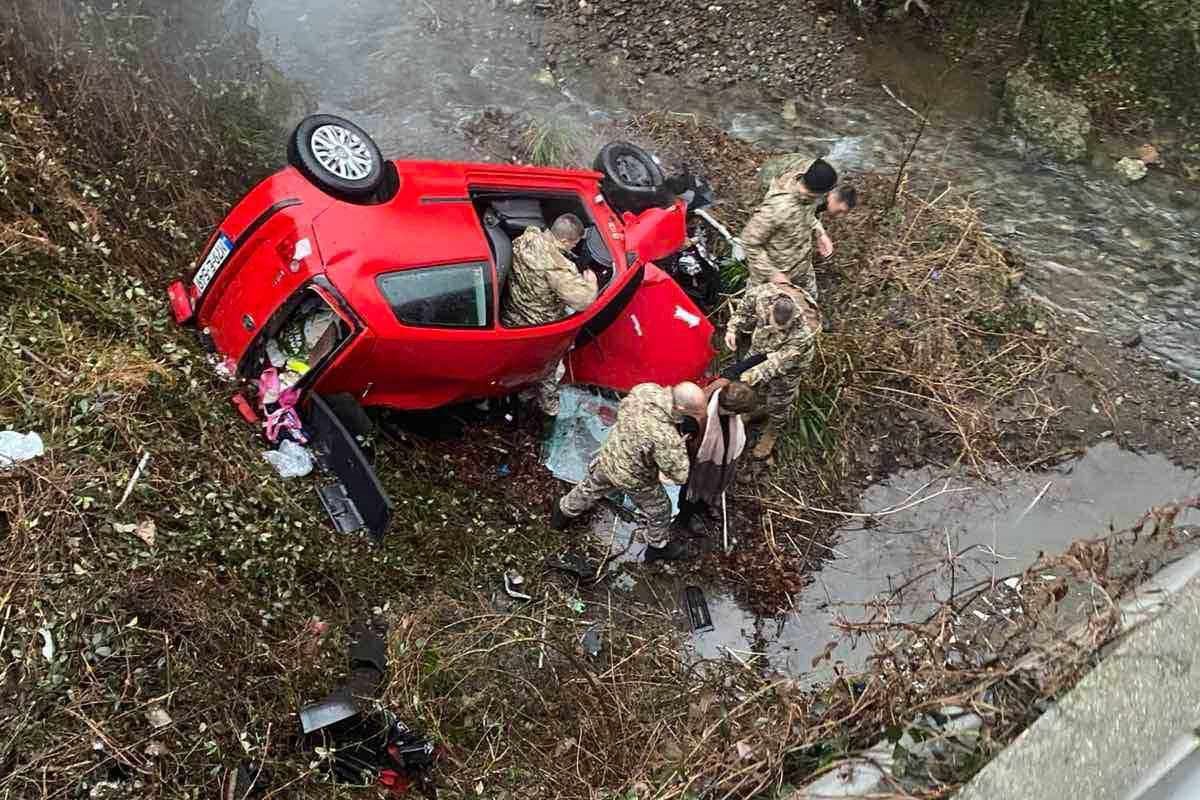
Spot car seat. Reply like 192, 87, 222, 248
482, 211, 514, 295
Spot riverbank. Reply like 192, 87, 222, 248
3, 2, 1200, 798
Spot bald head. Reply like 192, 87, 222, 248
671, 381, 706, 418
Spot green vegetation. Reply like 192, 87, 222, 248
1033, 0, 1200, 127
521, 113, 593, 168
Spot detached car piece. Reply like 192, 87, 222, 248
169, 115, 718, 538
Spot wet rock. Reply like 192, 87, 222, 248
1114, 156, 1148, 183
1122, 332, 1143, 348
1003, 67, 1092, 162
532, 66, 556, 87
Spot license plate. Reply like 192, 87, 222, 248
193, 232, 234, 293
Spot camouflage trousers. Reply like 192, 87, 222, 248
520, 360, 561, 416
762, 365, 804, 430
745, 251, 818, 300
537, 371, 560, 417
559, 459, 672, 548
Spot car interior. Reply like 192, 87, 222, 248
469, 190, 616, 325
243, 288, 350, 386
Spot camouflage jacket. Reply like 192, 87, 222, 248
740, 172, 822, 286
729, 282, 821, 385
598, 383, 690, 490
502, 227, 597, 328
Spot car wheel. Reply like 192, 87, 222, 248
593, 142, 672, 215
594, 142, 665, 191
287, 115, 385, 201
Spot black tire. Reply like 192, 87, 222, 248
593, 141, 673, 215
593, 141, 665, 191
287, 114, 385, 201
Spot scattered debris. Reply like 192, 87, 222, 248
262, 439, 314, 478
221, 761, 268, 800
38, 626, 54, 662
145, 707, 172, 729
503, 570, 533, 602
0, 430, 43, 469
581, 626, 603, 657
114, 450, 150, 510
684, 586, 714, 632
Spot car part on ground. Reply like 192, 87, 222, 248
287, 114, 387, 202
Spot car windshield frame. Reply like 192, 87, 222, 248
376, 260, 495, 330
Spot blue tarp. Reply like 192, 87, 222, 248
543, 386, 680, 514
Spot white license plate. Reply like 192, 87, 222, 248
193, 232, 234, 293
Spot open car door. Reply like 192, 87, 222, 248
565, 263, 715, 392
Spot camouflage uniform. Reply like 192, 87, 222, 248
502, 227, 597, 415
560, 383, 690, 547
741, 167, 823, 298
729, 282, 821, 431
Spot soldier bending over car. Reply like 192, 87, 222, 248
502, 213, 599, 417
552, 382, 707, 563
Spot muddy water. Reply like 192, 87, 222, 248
681, 442, 1199, 682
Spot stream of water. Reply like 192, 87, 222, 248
238, 0, 1200, 676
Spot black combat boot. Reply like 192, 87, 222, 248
644, 539, 689, 564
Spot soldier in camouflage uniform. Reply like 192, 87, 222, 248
552, 382, 707, 563
502, 213, 598, 417
739, 158, 839, 298
724, 272, 822, 459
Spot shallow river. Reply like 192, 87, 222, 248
240, 0, 1200, 674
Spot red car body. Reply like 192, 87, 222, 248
169, 159, 716, 411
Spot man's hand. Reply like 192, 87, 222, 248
659, 472, 675, 486
817, 232, 834, 259
583, 268, 598, 287
724, 327, 738, 352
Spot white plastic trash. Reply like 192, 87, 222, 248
262, 439, 314, 479
0, 431, 44, 469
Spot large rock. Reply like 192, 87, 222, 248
1115, 157, 1148, 182
758, 153, 812, 194
1003, 67, 1092, 162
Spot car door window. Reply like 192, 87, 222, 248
378, 261, 493, 328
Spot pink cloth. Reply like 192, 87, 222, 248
258, 369, 308, 444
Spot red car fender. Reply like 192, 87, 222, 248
620, 200, 688, 265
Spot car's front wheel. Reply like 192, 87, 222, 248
287, 114, 385, 201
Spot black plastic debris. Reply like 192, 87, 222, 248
684, 586, 714, 633
299, 688, 359, 734
545, 551, 602, 583
298, 621, 440, 797
222, 761, 269, 800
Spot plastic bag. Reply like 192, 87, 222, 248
262, 439, 314, 478
0, 431, 45, 469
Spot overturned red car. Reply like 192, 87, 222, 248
168, 115, 718, 537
